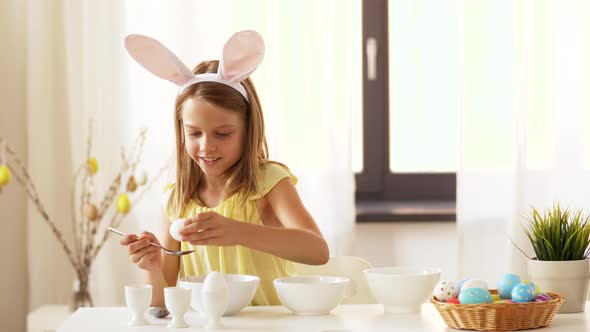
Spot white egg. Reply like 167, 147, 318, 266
169, 218, 186, 241
202, 271, 228, 292
461, 278, 488, 292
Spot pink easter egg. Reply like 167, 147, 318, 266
533, 293, 552, 302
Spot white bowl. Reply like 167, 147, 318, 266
364, 267, 441, 314
274, 276, 351, 315
177, 274, 260, 316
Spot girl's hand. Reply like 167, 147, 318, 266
120, 231, 162, 272
179, 211, 243, 246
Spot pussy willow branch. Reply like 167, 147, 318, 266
90, 157, 171, 261
86, 129, 146, 262
84, 165, 124, 262
71, 165, 84, 267
80, 171, 89, 266
6, 145, 79, 271
82, 121, 95, 266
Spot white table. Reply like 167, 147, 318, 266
57, 303, 590, 332
28, 305, 71, 332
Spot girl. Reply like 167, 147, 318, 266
120, 30, 329, 306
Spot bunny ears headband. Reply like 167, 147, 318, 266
124, 30, 265, 102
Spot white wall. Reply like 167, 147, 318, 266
354, 222, 458, 281
0, 0, 28, 331
355, 221, 590, 299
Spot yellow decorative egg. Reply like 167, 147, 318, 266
163, 183, 174, 192
116, 194, 131, 214
0, 165, 11, 185
86, 157, 98, 175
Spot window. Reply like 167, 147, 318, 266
354, 0, 457, 221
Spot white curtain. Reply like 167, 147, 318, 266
458, 0, 590, 285
26, 0, 139, 308
225, 0, 360, 257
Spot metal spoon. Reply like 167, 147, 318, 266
108, 227, 195, 256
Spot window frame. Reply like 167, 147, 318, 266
356, 0, 456, 221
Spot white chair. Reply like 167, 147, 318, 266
293, 256, 377, 304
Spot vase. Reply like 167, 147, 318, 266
71, 274, 94, 311
528, 259, 590, 313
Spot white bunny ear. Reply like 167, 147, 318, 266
125, 34, 194, 86
218, 30, 265, 83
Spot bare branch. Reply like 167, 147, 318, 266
6, 149, 79, 271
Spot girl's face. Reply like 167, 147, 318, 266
181, 98, 246, 178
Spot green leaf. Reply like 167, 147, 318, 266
522, 203, 590, 261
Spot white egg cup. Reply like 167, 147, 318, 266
164, 287, 192, 328
200, 272, 229, 330
125, 284, 153, 326
202, 289, 228, 330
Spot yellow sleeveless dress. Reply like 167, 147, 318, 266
167, 163, 297, 305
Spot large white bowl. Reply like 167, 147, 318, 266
177, 274, 260, 316
364, 267, 441, 314
274, 276, 351, 315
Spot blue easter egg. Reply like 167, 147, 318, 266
511, 282, 535, 302
497, 273, 521, 299
520, 280, 538, 294
458, 288, 494, 304
521, 280, 540, 294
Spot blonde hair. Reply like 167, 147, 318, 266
167, 60, 275, 217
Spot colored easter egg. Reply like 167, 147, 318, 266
460, 279, 488, 292
491, 294, 501, 302
493, 299, 515, 304
126, 176, 138, 192
533, 293, 552, 302
116, 193, 131, 214
497, 273, 521, 299
447, 298, 461, 304
459, 288, 493, 304
456, 278, 469, 293
433, 280, 458, 302
522, 280, 540, 294
511, 282, 535, 302
84, 203, 98, 221
520, 280, 538, 295
86, 157, 98, 175
0, 165, 11, 185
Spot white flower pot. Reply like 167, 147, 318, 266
528, 259, 590, 313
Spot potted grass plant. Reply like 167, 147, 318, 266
523, 203, 590, 313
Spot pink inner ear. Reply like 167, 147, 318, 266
221, 31, 264, 82
125, 34, 194, 86
222, 53, 262, 80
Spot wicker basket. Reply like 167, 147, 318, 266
431, 290, 564, 331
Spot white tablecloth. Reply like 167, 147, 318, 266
57, 303, 590, 332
